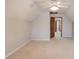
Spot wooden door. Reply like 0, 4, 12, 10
50, 17, 55, 38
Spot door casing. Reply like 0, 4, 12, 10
50, 17, 62, 38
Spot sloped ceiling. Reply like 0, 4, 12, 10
6, 0, 74, 21
64, 0, 74, 21
34, 0, 74, 21
6, 0, 40, 21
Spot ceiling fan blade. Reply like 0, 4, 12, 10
57, 5, 68, 8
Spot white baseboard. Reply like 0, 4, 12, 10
31, 39, 50, 41
61, 37, 73, 39
5, 39, 31, 58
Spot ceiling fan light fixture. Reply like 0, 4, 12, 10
50, 6, 59, 12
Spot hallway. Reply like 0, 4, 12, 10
7, 38, 74, 59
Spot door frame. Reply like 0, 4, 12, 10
50, 17, 62, 38
50, 17, 55, 38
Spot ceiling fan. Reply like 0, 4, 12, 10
50, 0, 68, 11
34, 0, 69, 11
50, 0, 68, 8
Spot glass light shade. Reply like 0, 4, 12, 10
50, 6, 59, 11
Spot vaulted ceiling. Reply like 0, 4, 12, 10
6, 0, 74, 21
33, 0, 74, 21
6, 0, 40, 21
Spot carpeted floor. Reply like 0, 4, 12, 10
7, 38, 74, 59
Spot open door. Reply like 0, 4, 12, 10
50, 17, 55, 38
50, 17, 62, 39
55, 17, 62, 38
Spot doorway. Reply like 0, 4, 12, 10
50, 17, 62, 39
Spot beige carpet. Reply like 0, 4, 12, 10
7, 38, 74, 59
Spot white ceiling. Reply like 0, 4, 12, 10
34, 0, 74, 14
6, 0, 74, 21
64, 0, 74, 21
33, 0, 74, 21
6, 0, 40, 21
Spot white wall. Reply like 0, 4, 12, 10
5, 0, 40, 56
31, 12, 72, 41
50, 14, 72, 37
5, 19, 32, 56
62, 16, 72, 37
31, 11, 50, 40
